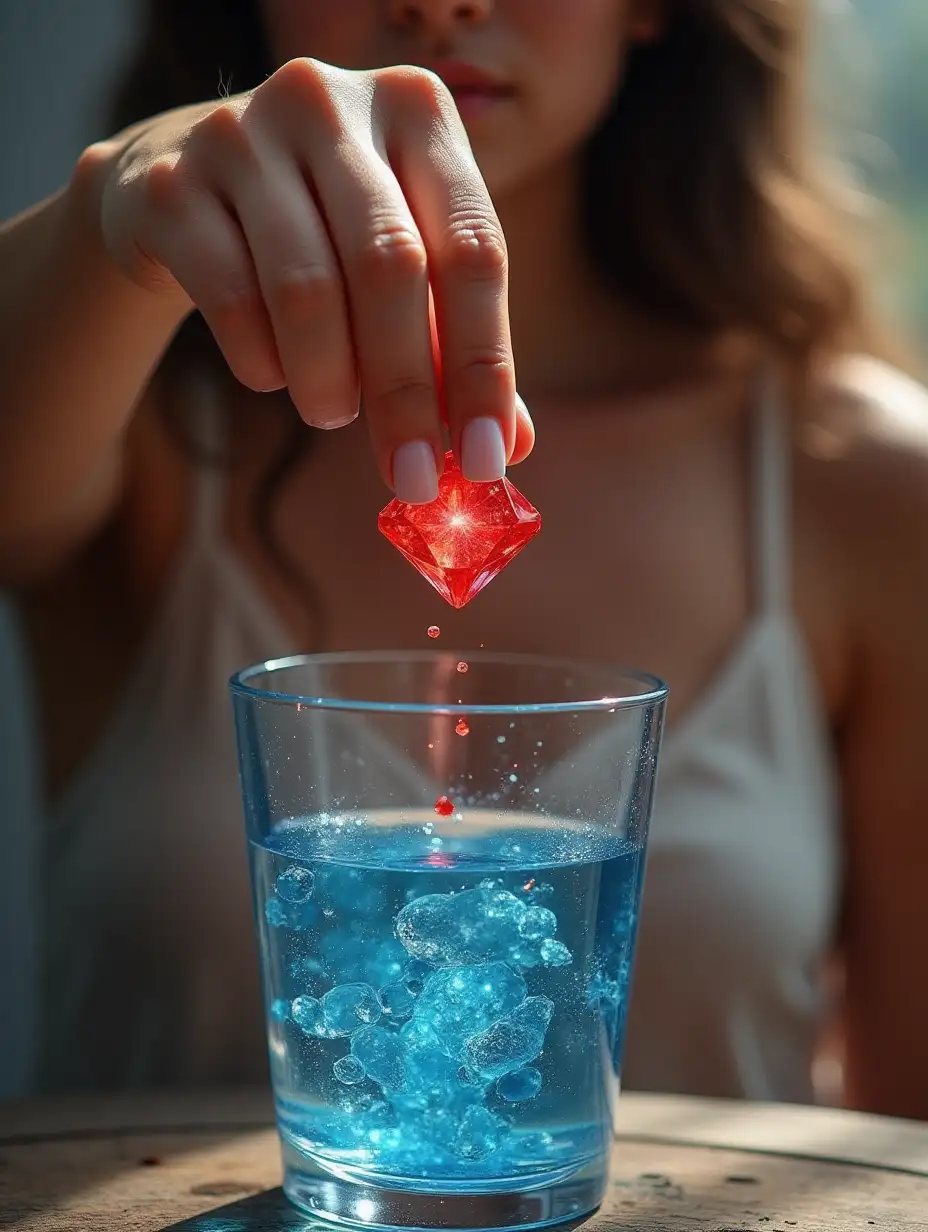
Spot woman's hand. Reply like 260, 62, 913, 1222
93, 57, 534, 501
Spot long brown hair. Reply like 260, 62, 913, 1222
109, 0, 873, 608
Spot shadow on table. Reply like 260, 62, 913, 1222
159, 1188, 623, 1232
158, 1186, 313, 1230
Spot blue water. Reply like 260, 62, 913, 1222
250, 811, 644, 1194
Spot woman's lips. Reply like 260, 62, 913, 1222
427, 60, 515, 118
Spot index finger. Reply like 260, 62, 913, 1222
380, 71, 517, 479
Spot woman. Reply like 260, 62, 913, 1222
2, 0, 927, 1115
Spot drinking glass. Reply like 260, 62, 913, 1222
230, 651, 667, 1230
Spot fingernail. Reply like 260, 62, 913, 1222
514, 392, 532, 422
461, 417, 506, 482
393, 440, 439, 504
311, 411, 359, 430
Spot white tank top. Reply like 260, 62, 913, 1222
36, 373, 839, 1098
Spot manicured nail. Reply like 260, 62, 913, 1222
393, 440, 439, 504
461, 417, 506, 482
311, 409, 359, 430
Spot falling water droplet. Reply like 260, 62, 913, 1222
427, 625, 440, 639
434, 795, 455, 818
456, 661, 469, 674
455, 719, 470, 736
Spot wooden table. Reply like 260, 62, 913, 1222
1, 1090, 927, 1230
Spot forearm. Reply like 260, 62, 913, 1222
0, 149, 190, 567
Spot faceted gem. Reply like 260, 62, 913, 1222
379, 450, 542, 608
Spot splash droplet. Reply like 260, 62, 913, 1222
456, 661, 469, 674
455, 718, 470, 736
427, 625, 440, 639
434, 795, 455, 818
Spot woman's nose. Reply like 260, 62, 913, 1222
387, 0, 494, 30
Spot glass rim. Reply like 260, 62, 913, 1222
229, 650, 668, 716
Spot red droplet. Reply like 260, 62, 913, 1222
455, 719, 470, 736
457, 661, 469, 674
378, 450, 542, 608
434, 795, 455, 818
523, 879, 536, 892
426, 851, 455, 867
427, 625, 440, 639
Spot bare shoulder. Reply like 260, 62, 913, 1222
795, 353, 928, 651
797, 353, 928, 532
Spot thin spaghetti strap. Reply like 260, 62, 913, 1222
753, 366, 791, 613
185, 368, 227, 541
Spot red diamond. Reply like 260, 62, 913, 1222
379, 451, 542, 608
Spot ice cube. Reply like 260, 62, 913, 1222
350, 1026, 407, 1093
333, 1055, 366, 1085
322, 983, 382, 1035
451, 1105, 506, 1160
497, 1066, 543, 1102
412, 963, 527, 1060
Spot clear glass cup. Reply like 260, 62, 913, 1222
230, 651, 667, 1231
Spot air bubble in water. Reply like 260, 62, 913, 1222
276, 866, 314, 904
